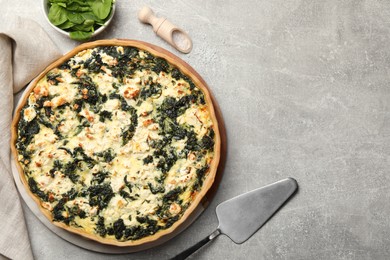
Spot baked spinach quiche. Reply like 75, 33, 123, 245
12, 41, 220, 245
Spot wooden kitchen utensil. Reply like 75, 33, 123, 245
138, 6, 193, 54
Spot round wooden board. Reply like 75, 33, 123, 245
11, 39, 227, 252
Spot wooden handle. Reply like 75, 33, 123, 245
138, 6, 193, 54
138, 6, 165, 33
138, 6, 154, 24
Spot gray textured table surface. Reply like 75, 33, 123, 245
3, 0, 390, 259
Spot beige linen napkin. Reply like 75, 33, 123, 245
0, 16, 62, 260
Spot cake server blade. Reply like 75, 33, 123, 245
171, 178, 298, 260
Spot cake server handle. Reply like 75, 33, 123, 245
170, 229, 221, 260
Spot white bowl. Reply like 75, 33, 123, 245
42, 0, 116, 40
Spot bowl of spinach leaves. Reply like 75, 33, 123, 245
43, 0, 116, 41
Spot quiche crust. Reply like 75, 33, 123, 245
11, 39, 221, 246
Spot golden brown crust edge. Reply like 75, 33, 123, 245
10, 39, 221, 247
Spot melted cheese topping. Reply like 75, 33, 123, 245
15, 46, 215, 242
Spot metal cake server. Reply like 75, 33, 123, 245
171, 178, 298, 260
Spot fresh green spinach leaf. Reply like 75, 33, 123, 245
66, 11, 84, 24
82, 12, 105, 23
48, 4, 68, 26
89, 0, 112, 20
57, 20, 75, 29
72, 19, 94, 30
70, 30, 93, 41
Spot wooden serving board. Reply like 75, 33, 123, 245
11, 39, 227, 253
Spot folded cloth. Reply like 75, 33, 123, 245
0, 16, 61, 260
